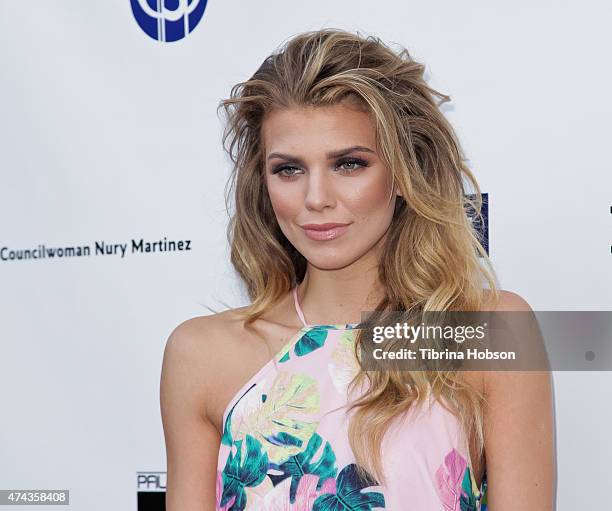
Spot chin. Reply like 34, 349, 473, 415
302, 252, 356, 270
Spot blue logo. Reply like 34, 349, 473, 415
130, 0, 207, 42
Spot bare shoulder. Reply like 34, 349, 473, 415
481, 288, 540, 376
481, 289, 552, 398
483, 288, 534, 311
457, 290, 535, 394
164, 311, 234, 366
162, 305, 282, 433
160, 310, 247, 510
478, 292, 555, 507
162, 307, 248, 409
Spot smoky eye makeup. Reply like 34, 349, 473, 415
270, 162, 300, 175
336, 157, 369, 170
270, 156, 370, 177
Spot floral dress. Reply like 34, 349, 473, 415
215, 288, 487, 510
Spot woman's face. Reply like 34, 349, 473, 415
261, 102, 401, 270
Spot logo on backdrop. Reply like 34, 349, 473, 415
130, 0, 207, 42
137, 472, 165, 511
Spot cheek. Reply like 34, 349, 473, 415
342, 173, 394, 218
266, 180, 299, 221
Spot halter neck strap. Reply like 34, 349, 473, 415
292, 286, 309, 327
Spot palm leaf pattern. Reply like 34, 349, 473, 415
328, 330, 361, 395
280, 327, 335, 363
219, 435, 269, 510
269, 432, 338, 503
217, 325, 486, 510
227, 370, 320, 465
435, 448, 486, 511
311, 464, 386, 510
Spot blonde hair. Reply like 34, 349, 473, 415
217, 28, 500, 486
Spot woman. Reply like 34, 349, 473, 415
160, 28, 555, 510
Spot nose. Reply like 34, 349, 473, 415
303, 167, 335, 210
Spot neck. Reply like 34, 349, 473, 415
297, 264, 384, 326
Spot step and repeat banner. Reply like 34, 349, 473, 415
1, 1, 610, 509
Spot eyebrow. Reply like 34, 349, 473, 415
267, 145, 375, 163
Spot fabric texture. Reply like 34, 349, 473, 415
216, 286, 488, 510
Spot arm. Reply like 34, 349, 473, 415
483, 291, 556, 509
160, 317, 220, 511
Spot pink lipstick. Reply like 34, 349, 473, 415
300, 222, 351, 241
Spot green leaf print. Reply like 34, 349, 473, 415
221, 383, 258, 447
329, 330, 361, 395
270, 432, 338, 503
294, 326, 333, 357
220, 434, 269, 510
459, 466, 478, 511
221, 402, 236, 446
221, 411, 232, 445
230, 371, 320, 465
312, 463, 386, 510
479, 471, 488, 510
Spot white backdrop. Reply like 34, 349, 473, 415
1, 1, 610, 509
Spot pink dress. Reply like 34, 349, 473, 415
216, 286, 487, 510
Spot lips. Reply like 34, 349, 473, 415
301, 223, 351, 241
301, 223, 350, 231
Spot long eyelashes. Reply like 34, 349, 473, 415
271, 157, 369, 178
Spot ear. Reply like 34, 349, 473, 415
395, 187, 403, 198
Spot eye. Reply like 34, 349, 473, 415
337, 158, 368, 173
270, 157, 369, 179
272, 165, 302, 178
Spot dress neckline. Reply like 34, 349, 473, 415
292, 285, 359, 330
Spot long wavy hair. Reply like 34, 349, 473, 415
217, 28, 500, 486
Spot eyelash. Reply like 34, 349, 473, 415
271, 158, 369, 178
